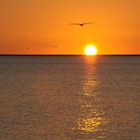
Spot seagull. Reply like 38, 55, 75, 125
70, 22, 93, 27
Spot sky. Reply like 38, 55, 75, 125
0, 0, 140, 54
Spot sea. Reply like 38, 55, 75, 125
0, 55, 139, 140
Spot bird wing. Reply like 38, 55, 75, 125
70, 22, 93, 26
83, 22, 93, 25
70, 23, 81, 25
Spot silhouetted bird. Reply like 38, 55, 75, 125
70, 22, 93, 27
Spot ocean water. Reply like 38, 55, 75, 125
0, 56, 139, 140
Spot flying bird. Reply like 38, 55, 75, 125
70, 22, 93, 27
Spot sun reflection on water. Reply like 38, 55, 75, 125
72, 62, 107, 138
77, 117, 102, 133
73, 104, 105, 134
81, 64, 97, 97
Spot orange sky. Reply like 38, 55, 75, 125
0, 0, 140, 54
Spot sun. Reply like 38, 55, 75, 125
84, 45, 97, 55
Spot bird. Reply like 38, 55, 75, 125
70, 22, 93, 27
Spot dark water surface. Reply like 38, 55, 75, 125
0, 56, 140, 140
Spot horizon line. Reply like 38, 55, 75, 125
0, 54, 140, 56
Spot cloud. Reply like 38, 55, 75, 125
0, 38, 63, 49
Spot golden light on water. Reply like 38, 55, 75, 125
76, 117, 102, 133
72, 64, 107, 136
84, 45, 97, 56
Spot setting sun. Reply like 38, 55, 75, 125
84, 45, 97, 55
